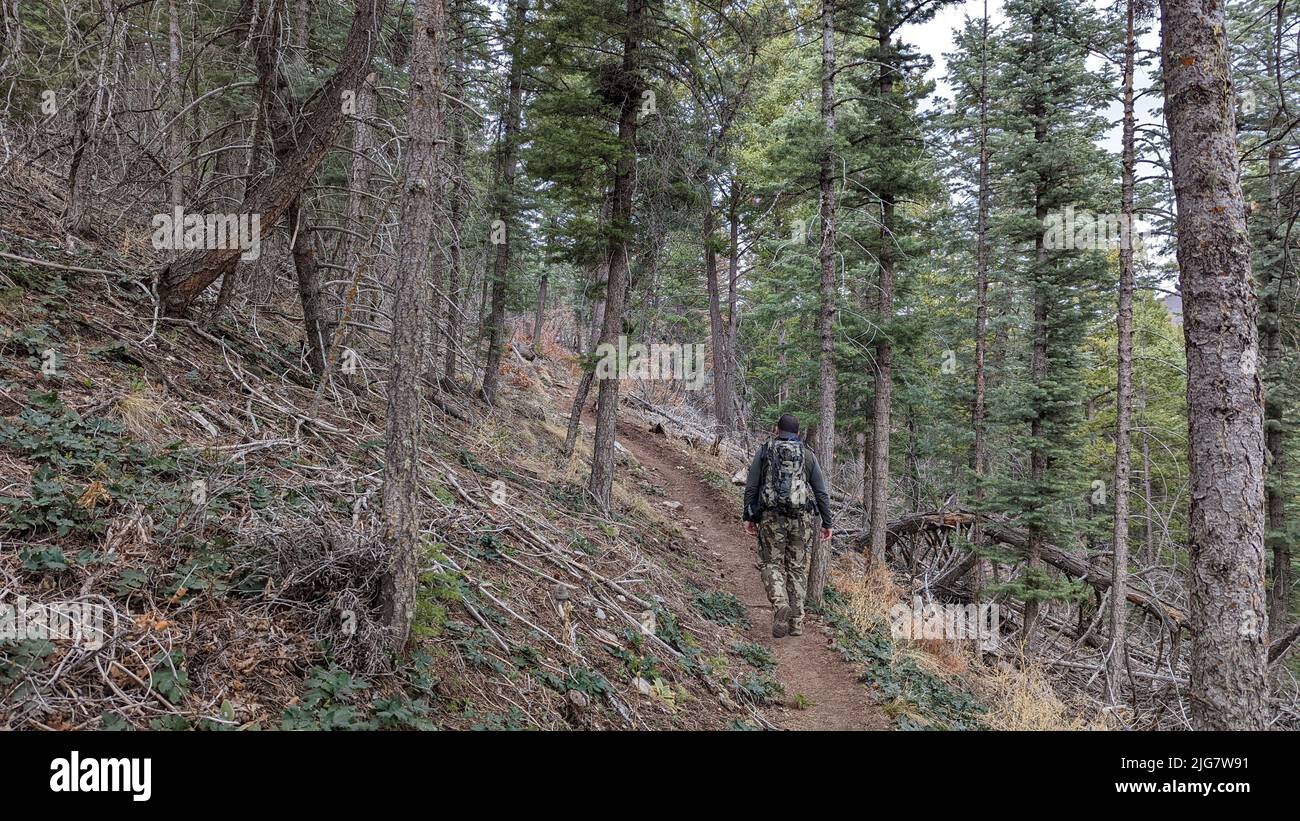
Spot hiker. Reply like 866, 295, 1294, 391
742, 413, 833, 638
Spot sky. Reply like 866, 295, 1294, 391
904, 0, 1164, 155
902, 0, 1173, 275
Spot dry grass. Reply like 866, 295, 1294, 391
972, 657, 1101, 730
831, 557, 1103, 729
835, 557, 903, 635
835, 560, 971, 679
113, 390, 165, 440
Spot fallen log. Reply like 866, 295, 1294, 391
875, 509, 1187, 631
1269, 621, 1300, 665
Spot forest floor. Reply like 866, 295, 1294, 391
613, 417, 889, 730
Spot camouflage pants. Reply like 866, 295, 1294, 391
757, 510, 813, 622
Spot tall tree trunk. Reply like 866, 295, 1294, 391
1107, 0, 1138, 703
1161, 0, 1269, 729
704, 184, 733, 431
1263, 7, 1290, 635
67, 0, 126, 236
561, 252, 612, 459
343, 72, 377, 278
336, 70, 378, 358
1023, 9, 1049, 641
444, 0, 467, 383
725, 178, 742, 426
254, 6, 329, 376
532, 272, 548, 354
167, 0, 184, 210
158, 0, 389, 315
587, 0, 645, 510
970, 0, 991, 602
867, 2, 896, 569
288, 198, 327, 375
382, 0, 450, 650
480, 0, 528, 404
807, 0, 837, 608
1264, 138, 1289, 636
1142, 429, 1155, 561
293, 0, 313, 50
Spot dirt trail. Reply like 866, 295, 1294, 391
616, 421, 889, 731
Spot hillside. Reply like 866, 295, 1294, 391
0, 189, 913, 729
2, 0, 1297, 739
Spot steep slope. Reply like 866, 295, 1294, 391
0, 227, 809, 731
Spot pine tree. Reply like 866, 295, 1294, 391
984, 0, 1116, 640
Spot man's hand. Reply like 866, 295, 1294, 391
820, 527, 833, 541
744, 521, 757, 536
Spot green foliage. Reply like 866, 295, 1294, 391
732, 640, 776, 674
281, 665, 374, 731
691, 588, 749, 628
99, 712, 131, 731
463, 705, 529, 731
821, 589, 985, 730
732, 671, 784, 706
370, 696, 437, 731
606, 628, 662, 680
0, 391, 198, 539
725, 719, 762, 731
0, 638, 56, 687
148, 650, 191, 705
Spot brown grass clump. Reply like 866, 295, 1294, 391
972, 657, 1097, 731
114, 390, 165, 440
831, 557, 1103, 729
835, 557, 902, 635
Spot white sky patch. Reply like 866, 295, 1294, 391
905, 0, 1175, 281
906, 0, 1162, 155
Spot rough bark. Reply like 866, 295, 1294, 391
724, 179, 742, 427
444, 1, 467, 383
1161, 0, 1270, 729
970, 0, 991, 602
588, 0, 646, 510
480, 0, 528, 404
704, 188, 733, 431
287, 198, 327, 375
807, 0, 837, 609
867, 0, 902, 573
1107, 0, 1138, 704
252, 6, 329, 376
382, 0, 450, 650
157, 0, 389, 315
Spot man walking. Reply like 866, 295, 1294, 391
742, 413, 834, 637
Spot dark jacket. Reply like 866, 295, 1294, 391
742, 432, 833, 528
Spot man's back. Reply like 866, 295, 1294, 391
743, 433, 834, 529
741, 421, 834, 638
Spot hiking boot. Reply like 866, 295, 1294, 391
789, 618, 804, 636
772, 605, 790, 638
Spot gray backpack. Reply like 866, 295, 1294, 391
761, 438, 810, 515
